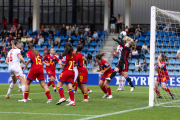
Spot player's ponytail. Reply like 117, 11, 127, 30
62, 42, 73, 57
11, 40, 18, 49
28, 43, 38, 58
95, 53, 107, 60
76, 45, 83, 52
161, 54, 168, 62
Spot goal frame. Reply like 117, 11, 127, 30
149, 6, 156, 107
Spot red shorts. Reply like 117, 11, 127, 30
46, 68, 56, 78
27, 68, 45, 81
78, 68, 88, 84
100, 72, 112, 81
58, 70, 75, 84
156, 76, 169, 83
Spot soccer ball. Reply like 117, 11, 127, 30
120, 31, 127, 37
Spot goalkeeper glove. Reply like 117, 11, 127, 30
118, 35, 123, 40
112, 38, 118, 41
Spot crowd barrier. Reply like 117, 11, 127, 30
0, 73, 180, 87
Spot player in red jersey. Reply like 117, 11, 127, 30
43, 48, 61, 92
56, 42, 76, 106
18, 43, 52, 103
95, 53, 113, 99
154, 54, 175, 99
76, 45, 89, 102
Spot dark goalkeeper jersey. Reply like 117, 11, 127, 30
120, 45, 131, 63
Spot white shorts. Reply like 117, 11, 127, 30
111, 24, 115, 29
74, 66, 79, 82
8, 66, 23, 77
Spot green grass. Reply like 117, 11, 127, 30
0, 84, 179, 120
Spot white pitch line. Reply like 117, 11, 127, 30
0, 92, 45, 97
156, 99, 180, 106
78, 106, 152, 120
0, 111, 95, 117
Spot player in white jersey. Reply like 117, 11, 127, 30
73, 49, 79, 93
111, 44, 126, 91
5, 40, 27, 99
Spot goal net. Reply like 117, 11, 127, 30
151, 7, 180, 107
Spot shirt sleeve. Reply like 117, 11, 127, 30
17, 49, 21, 56
116, 46, 119, 53
62, 55, 67, 65
27, 52, 31, 60
42, 55, 47, 62
103, 60, 110, 67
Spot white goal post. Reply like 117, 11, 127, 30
149, 6, 156, 107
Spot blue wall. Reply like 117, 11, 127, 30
1, 73, 180, 87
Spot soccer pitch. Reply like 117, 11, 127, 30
0, 84, 179, 120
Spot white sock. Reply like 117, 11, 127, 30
16, 80, 22, 89
7, 83, 15, 95
53, 87, 56, 90
22, 85, 25, 98
119, 76, 122, 88
122, 77, 126, 89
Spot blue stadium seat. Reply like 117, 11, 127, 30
171, 53, 177, 58
4, 68, 8, 72
98, 41, 103, 46
131, 59, 136, 64
140, 71, 146, 75
169, 42, 174, 47
24, 69, 29, 73
76, 35, 81, 40
99, 36, 105, 40
166, 47, 172, 53
145, 42, 149, 46
172, 31, 176, 36
25, 46, 28, 51
156, 31, 159, 36
112, 58, 118, 64
137, 42, 143, 46
56, 30, 60, 35
139, 36, 145, 41
27, 64, 31, 68
148, 31, 150, 36
61, 41, 67, 46
54, 46, 59, 50
159, 25, 164, 30
111, 64, 116, 69
177, 37, 180, 41
92, 52, 96, 57
71, 35, 76, 40
95, 46, 100, 51
64, 35, 69, 40
164, 36, 169, 41
166, 31, 171, 36
160, 31, 165, 36
176, 59, 180, 64
44, 41, 49, 46
173, 71, 179, 75
168, 65, 174, 70
81, 52, 85, 56
142, 31, 147, 36
1, 57, 5, 62
54, 36, 57, 39
168, 71, 173, 75
134, 71, 139, 75
175, 42, 180, 47
60, 36, 64, 40
139, 59, 143, 63
169, 59, 175, 64
166, 53, 171, 58
173, 47, 178, 52
146, 36, 150, 41
39, 52, 43, 56
1, 63, 7, 68
157, 36, 163, 41
88, 46, 95, 52
59, 69, 63, 73
129, 64, 135, 70
170, 36, 176, 41
128, 71, 133, 74
174, 65, 180, 70
73, 41, 78, 46
36, 46, 41, 51
155, 53, 158, 58
59, 46, 65, 51
29, 30, 33, 35
91, 41, 97, 46
146, 53, 150, 58
160, 47, 166, 53
97, 30, 102, 36
103, 31, 108, 35
87, 64, 93, 69
56, 64, 60, 69
146, 59, 150, 64
48, 46, 51, 49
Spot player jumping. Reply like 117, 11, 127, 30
19, 43, 52, 103
106, 33, 135, 92
154, 54, 175, 99
95, 53, 113, 99
43, 48, 61, 92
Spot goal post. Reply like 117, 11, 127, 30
149, 6, 156, 107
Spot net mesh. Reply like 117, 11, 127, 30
155, 8, 180, 107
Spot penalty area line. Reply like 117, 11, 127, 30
78, 106, 152, 120
0, 111, 95, 117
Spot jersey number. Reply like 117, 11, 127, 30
68, 61, 75, 71
35, 55, 42, 65
10, 53, 13, 62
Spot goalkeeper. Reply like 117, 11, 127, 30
106, 33, 135, 92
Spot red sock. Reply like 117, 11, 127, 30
87, 88, 90, 91
155, 89, 161, 97
24, 91, 29, 99
74, 83, 77, 91
69, 89, 75, 101
106, 86, 112, 95
51, 81, 55, 88
165, 87, 172, 95
100, 85, 107, 94
45, 91, 51, 99
84, 93, 88, 99
47, 81, 51, 87
58, 86, 65, 98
